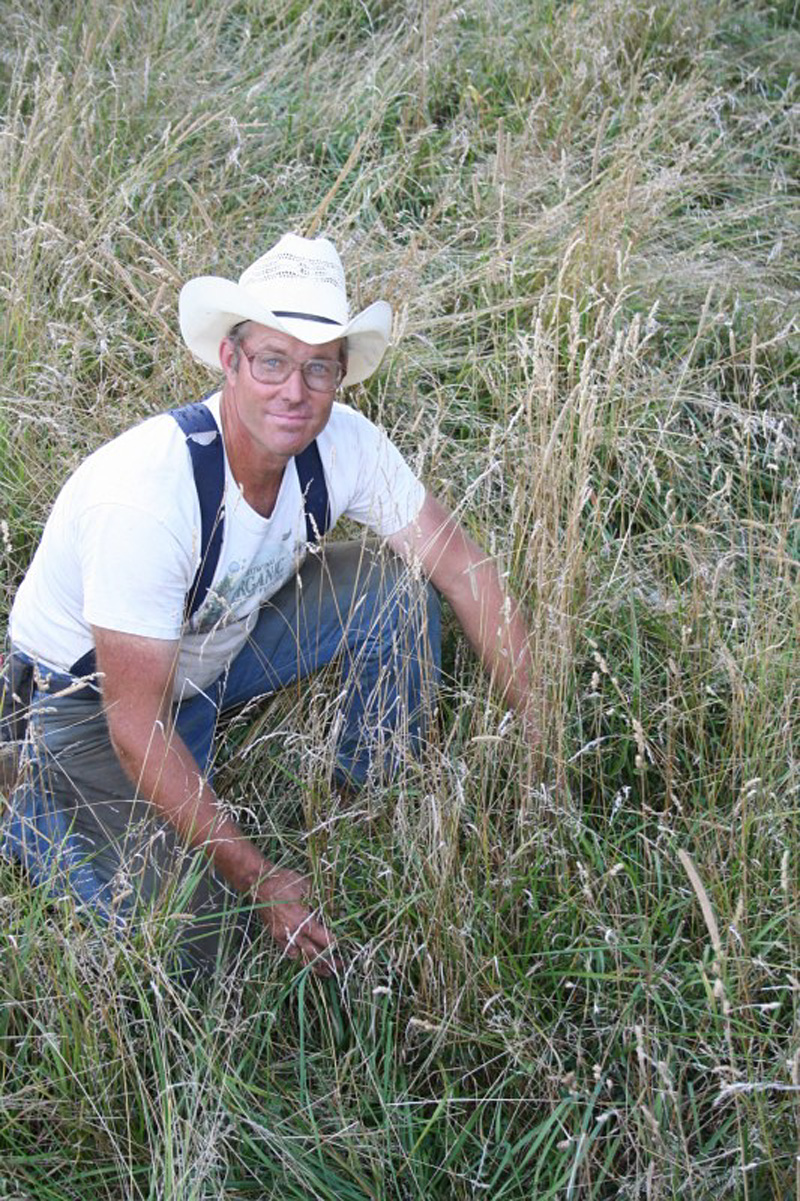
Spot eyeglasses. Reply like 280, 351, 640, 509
240, 348, 344, 393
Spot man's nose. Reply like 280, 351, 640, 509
283, 364, 307, 400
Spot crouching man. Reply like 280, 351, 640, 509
2, 233, 535, 977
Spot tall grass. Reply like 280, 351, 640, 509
1, 0, 798, 1197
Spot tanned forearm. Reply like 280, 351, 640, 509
92, 624, 336, 973
390, 493, 538, 731
444, 555, 535, 717
108, 711, 336, 970
111, 712, 266, 889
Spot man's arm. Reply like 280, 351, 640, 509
92, 625, 336, 975
387, 492, 538, 734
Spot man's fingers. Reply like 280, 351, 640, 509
264, 891, 339, 975
282, 918, 342, 977
305, 915, 335, 950
302, 924, 345, 976
282, 913, 336, 955
283, 934, 335, 976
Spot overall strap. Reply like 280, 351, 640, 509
295, 439, 331, 544
70, 398, 221, 680
170, 401, 225, 621
173, 402, 332, 614
69, 402, 332, 679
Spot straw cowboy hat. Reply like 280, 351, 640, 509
179, 233, 392, 387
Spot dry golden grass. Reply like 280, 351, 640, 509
1, 0, 797, 1197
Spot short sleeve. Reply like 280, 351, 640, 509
324, 408, 426, 536
78, 503, 193, 639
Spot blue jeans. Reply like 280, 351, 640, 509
176, 541, 441, 788
2, 542, 441, 970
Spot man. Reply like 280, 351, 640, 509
3, 233, 534, 977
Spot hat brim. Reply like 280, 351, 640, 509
179, 276, 392, 386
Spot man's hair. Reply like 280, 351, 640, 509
226, 320, 252, 369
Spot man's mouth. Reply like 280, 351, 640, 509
269, 410, 309, 424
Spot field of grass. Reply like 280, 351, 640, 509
1, 0, 798, 1197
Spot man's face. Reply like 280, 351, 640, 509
221, 323, 344, 467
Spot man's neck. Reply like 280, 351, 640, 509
219, 388, 287, 518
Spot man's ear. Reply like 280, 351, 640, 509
219, 336, 238, 384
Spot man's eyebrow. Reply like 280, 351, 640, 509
250, 340, 340, 359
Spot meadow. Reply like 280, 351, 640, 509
0, 0, 798, 1197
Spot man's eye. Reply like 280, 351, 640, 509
306, 360, 333, 378
256, 355, 285, 372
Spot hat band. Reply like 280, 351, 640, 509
272, 310, 343, 327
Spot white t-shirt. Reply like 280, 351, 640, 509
10, 394, 425, 698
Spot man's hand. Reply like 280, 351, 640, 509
256, 867, 338, 977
